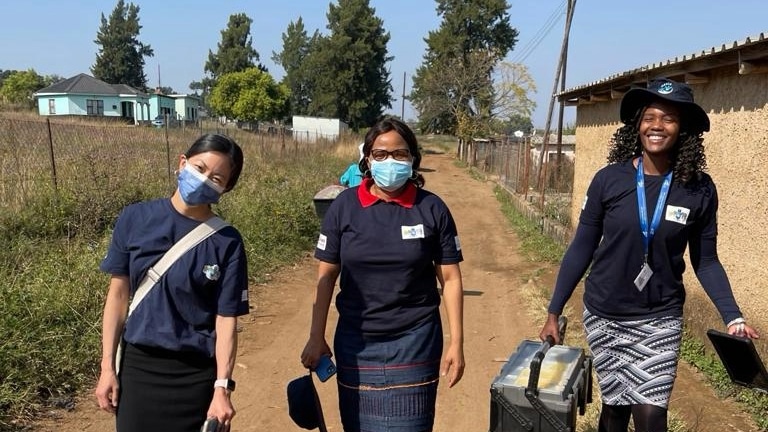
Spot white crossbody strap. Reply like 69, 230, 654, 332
127, 216, 229, 316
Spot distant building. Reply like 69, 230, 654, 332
34, 74, 150, 124
530, 134, 576, 163
33, 73, 199, 125
292, 115, 348, 142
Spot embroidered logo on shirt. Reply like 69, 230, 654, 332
454, 236, 462, 251
203, 264, 220, 281
241, 289, 248, 302
665, 205, 690, 225
581, 195, 588, 210
317, 234, 328, 250
401, 224, 425, 240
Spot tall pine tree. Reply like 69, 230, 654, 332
91, 0, 153, 89
205, 13, 261, 80
272, 17, 319, 116
307, 0, 392, 129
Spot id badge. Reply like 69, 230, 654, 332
634, 262, 653, 292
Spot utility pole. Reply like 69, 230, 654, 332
401, 71, 406, 120
537, 0, 576, 212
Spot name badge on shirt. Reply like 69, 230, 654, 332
634, 262, 653, 292
401, 224, 425, 240
665, 205, 690, 225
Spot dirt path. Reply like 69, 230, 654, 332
37, 149, 758, 431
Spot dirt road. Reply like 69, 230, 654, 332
37, 148, 757, 431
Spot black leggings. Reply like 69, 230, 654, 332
598, 403, 668, 432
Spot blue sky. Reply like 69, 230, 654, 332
1, 1, 766, 127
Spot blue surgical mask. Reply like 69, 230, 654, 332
178, 163, 224, 205
370, 158, 413, 192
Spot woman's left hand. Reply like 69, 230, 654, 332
207, 388, 235, 431
728, 322, 760, 339
440, 342, 465, 388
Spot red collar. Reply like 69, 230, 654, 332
357, 177, 416, 208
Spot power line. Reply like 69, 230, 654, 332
511, 0, 567, 64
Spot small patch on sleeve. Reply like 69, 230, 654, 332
581, 195, 588, 210
241, 289, 249, 302
454, 236, 461, 251
316, 234, 327, 251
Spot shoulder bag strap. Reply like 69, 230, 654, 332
127, 216, 229, 316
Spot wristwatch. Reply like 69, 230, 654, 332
214, 378, 236, 392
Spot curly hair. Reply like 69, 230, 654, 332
606, 109, 707, 185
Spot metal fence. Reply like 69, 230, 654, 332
457, 136, 575, 245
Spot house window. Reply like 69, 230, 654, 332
86, 99, 104, 116
48, 99, 55, 115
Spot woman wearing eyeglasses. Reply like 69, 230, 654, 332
301, 117, 465, 432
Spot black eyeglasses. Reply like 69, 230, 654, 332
370, 148, 411, 161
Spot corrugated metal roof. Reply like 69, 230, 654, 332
557, 32, 768, 99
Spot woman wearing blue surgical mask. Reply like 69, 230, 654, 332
301, 117, 465, 432
95, 133, 248, 432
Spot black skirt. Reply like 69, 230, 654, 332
117, 343, 216, 432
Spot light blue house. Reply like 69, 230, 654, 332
33, 74, 151, 124
149, 92, 201, 123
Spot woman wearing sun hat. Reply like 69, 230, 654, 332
539, 78, 759, 432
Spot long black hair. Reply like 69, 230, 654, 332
606, 105, 707, 185
185, 133, 244, 191
358, 117, 425, 188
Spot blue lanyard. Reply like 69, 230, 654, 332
636, 158, 672, 261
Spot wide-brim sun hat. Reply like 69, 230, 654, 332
619, 78, 710, 133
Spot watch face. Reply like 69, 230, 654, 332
227, 379, 236, 392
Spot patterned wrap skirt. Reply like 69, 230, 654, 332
117, 343, 216, 432
583, 309, 683, 408
334, 312, 443, 432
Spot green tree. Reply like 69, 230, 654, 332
208, 68, 289, 122
493, 62, 536, 122
0, 69, 18, 88
411, 0, 518, 135
0, 69, 45, 106
306, 0, 392, 129
198, 13, 262, 113
272, 17, 319, 116
91, 0, 154, 89
205, 13, 261, 80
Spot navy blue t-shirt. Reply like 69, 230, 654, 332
100, 198, 249, 357
315, 182, 463, 335
548, 160, 741, 323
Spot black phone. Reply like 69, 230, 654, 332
315, 355, 337, 382
201, 417, 218, 432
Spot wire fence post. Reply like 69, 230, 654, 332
45, 118, 58, 197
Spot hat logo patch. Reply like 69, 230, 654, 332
657, 82, 674, 95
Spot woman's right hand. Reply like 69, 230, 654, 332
539, 313, 562, 345
94, 369, 119, 414
301, 336, 331, 371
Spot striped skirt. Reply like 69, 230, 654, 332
334, 314, 443, 432
117, 343, 216, 432
584, 309, 683, 408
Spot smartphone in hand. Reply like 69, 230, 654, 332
314, 355, 337, 382
201, 418, 218, 432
